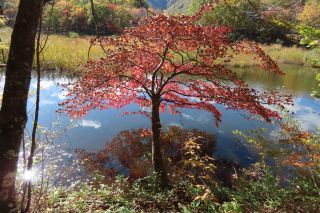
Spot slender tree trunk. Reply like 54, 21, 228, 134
151, 96, 169, 188
23, 9, 44, 213
0, 0, 45, 211
87, 0, 107, 59
89, 0, 100, 37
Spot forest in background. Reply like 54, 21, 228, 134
2, 0, 319, 44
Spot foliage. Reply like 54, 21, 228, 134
4, 0, 147, 35
227, 163, 288, 211
224, 162, 320, 212
297, 0, 320, 28
296, 23, 320, 96
171, 0, 303, 44
298, 25, 320, 49
43, 159, 320, 212
46, 0, 149, 34
46, 174, 191, 212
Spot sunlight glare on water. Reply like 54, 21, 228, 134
21, 169, 39, 183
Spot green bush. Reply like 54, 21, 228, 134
68, 31, 80, 38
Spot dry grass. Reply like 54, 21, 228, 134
42, 34, 104, 74
0, 27, 104, 74
230, 44, 314, 68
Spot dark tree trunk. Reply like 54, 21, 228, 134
0, 0, 45, 211
151, 96, 169, 188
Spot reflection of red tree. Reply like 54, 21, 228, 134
76, 126, 216, 183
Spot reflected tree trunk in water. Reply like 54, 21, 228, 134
0, 0, 46, 211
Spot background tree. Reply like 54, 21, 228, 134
168, 0, 306, 44
297, 0, 320, 28
61, 4, 292, 187
0, 0, 49, 211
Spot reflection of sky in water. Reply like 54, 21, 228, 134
1, 66, 320, 167
78, 120, 102, 129
286, 97, 320, 130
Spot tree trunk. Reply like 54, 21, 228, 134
151, 96, 169, 188
0, 1, 3, 16
0, 0, 45, 211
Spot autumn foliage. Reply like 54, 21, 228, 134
62, 13, 290, 119
61, 3, 292, 186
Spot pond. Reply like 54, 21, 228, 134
1, 64, 319, 168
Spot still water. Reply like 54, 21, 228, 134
1, 64, 319, 167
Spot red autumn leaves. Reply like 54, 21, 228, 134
60, 5, 292, 126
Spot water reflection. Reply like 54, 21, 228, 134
21, 169, 39, 183
286, 97, 320, 130
235, 64, 319, 94
77, 126, 217, 183
78, 119, 102, 129
0, 65, 319, 168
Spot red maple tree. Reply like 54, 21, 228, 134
61, 4, 292, 187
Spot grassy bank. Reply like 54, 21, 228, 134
230, 44, 317, 68
38, 169, 319, 212
0, 27, 104, 75
41, 34, 104, 74
0, 27, 316, 74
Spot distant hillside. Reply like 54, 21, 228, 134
147, 0, 190, 12
166, 0, 192, 14
147, 0, 168, 10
